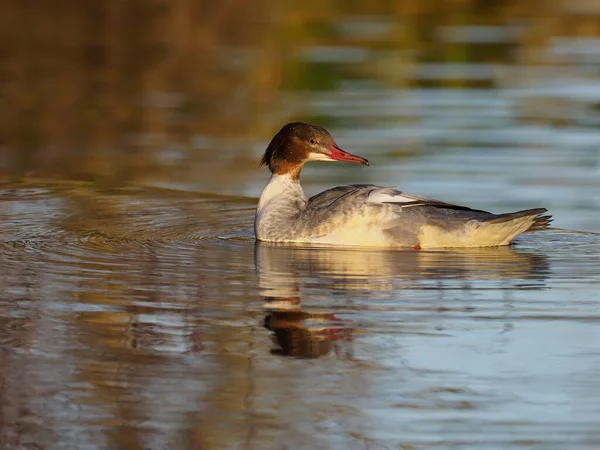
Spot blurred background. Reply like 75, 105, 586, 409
1, 0, 599, 233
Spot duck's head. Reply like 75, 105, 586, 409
260, 122, 369, 179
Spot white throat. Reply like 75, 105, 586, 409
255, 173, 308, 241
257, 173, 305, 212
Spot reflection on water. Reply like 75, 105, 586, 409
256, 242, 549, 359
0, 182, 599, 447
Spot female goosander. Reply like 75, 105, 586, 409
255, 122, 552, 248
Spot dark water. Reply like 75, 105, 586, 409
1, 180, 599, 449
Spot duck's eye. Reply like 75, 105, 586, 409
309, 138, 316, 144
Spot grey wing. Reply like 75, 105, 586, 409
307, 184, 494, 220
307, 184, 380, 209
364, 187, 494, 217
294, 185, 381, 237
303, 184, 498, 243
365, 188, 497, 244
365, 187, 497, 241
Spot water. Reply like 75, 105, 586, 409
3, 5, 600, 449
1, 179, 599, 449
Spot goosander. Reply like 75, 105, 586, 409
255, 122, 552, 248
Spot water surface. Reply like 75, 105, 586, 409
1, 180, 599, 449
3, 3, 600, 448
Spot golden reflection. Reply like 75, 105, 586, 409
2, 1, 599, 190
256, 241, 548, 358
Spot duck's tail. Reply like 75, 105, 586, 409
417, 208, 552, 248
487, 208, 553, 233
470, 208, 552, 246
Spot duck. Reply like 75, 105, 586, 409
255, 122, 552, 248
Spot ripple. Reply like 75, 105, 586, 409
1, 181, 600, 449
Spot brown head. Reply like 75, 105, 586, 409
260, 122, 369, 179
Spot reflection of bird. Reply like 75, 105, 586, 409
255, 241, 548, 358
263, 303, 352, 359
255, 122, 552, 248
